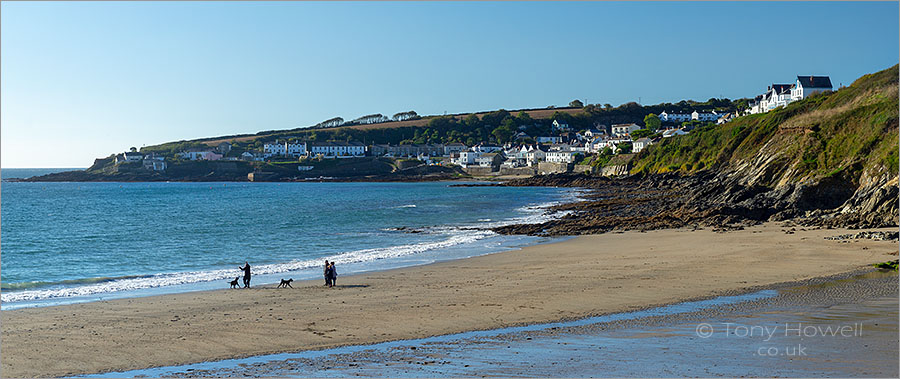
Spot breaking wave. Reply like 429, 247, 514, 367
2, 190, 582, 304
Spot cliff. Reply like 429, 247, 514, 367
497, 65, 899, 234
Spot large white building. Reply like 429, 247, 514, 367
263, 141, 307, 158
658, 111, 692, 123
308, 141, 366, 157
545, 150, 579, 164
659, 110, 723, 123
611, 123, 641, 137
263, 142, 287, 157
691, 110, 722, 122
453, 150, 481, 167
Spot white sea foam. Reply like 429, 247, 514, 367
2, 189, 583, 304
0, 230, 494, 303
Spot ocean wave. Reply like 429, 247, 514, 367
0, 230, 495, 303
2, 190, 582, 304
0, 274, 153, 291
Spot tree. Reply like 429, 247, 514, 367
643, 113, 661, 130
516, 111, 533, 124
481, 109, 510, 127
352, 114, 389, 124
616, 142, 633, 154
569, 99, 584, 108
130, 147, 137, 153
631, 129, 654, 139
463, 114, 480, 128
492, 124, 514, 144
392, 111, 418, 121
316, 117, 344, 128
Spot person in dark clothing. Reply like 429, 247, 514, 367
239, 262, 251, 288
323, 259, 331, 287
328, 262, 337, 287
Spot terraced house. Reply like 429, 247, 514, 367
308, 141, 366, 157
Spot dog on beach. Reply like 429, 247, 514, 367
229, 277, 240, 289
277, 278, 294, 288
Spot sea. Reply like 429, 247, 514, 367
0, 168, 578, 310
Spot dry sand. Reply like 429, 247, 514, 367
2, 223, 897, 377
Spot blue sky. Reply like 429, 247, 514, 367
2, 2, 898, 168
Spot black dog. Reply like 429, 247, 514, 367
229, 277, 240, 289
277, 278, 293, 288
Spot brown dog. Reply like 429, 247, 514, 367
229, 277, 240, 289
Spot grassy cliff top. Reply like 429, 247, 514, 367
631, 64, 899, 186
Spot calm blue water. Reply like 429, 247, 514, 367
1, 167, 85, 180
1, 173, 577, 308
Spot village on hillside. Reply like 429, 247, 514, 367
111, 74, 832, 179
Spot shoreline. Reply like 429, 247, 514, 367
1, 183, 579, 307
92, 269, 899, 378
2, 223, 898, 377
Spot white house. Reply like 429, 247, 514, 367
791, 75, 832, 101
475, 152, 503, 168
611, 123, 641, 137
536, 136, 562, 144
525, 147, 547, 166
443, 143, 467, 155
545, 150, 579, 164
552, 119, 570, 131
662, 128, 688, 138
717, 112, 735, 125
309, 141, 366, 157
691, 110, 722, 122
123, 152, 144, 162
586, 137, 607, 153
142, 158, 167, 171
632, 137, 655, 153
767, 84, 794, 110
454, 150, 481, 167
263, 141, 307, 158
286, 142, 307, 157
605, 137, 632, 149
659, 111, 691, 123
472, 143, 502, 153
178, 150, 222, 161
583, 128, 605, 139
263, 142, 287, 157
747, 94, 765, 115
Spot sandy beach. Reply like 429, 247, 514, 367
2, 223, 897, 378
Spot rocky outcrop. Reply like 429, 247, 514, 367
494, 167, 898, 237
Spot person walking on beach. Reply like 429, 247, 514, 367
239, 262, 251, 288
323, 259, 331, 287
328, 262, 338, 287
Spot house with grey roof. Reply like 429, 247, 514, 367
791, 76, 833, 101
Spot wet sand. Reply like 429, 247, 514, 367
2, 223, 897, 377
120, 270, 897, 378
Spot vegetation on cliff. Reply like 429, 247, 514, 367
631, 64, 899, 185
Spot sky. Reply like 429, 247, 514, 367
2, 2, 898, 168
